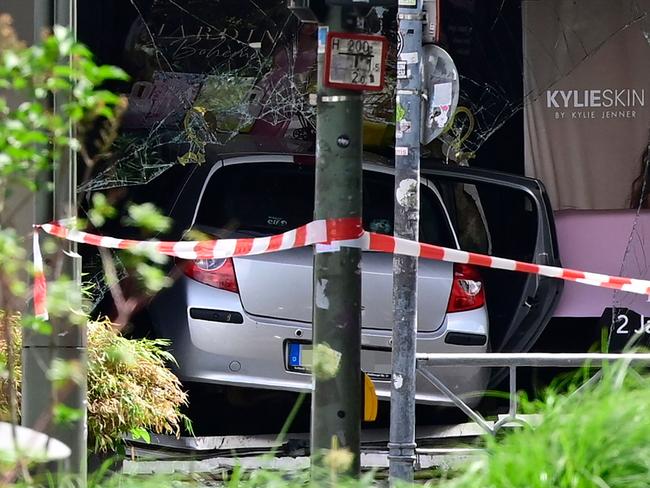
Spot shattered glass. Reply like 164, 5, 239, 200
597, 0, 650, 348
80, 0, 650, 185
77, 0, 650, 324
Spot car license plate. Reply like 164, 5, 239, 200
287, 342, 313, 373
286, 342, 391, 381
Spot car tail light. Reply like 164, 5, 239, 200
446, 263, 485, 313
183, 258, 239, 293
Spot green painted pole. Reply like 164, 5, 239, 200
310, 5, 364, 477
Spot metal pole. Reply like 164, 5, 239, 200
311, 5, 364, 477
389, 0, 423, 483
23, 0, 86, 481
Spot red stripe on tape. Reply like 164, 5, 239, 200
234, 238, 255, 255
267, 234, 284, 252
607, 276, 633, 286
194, 241, 216, 258
326, 217, 363, 242
33, 270, 47, 318
369, 232, 396, 253
117, 239, 139, 250
562, 269, 586, 281
294, 226, 307, 248
515, 262, 541, 274
157, 242, 180, 255
83, 233, 104, 247
467, 253, 493, 268
419, 243, 445, 260
47, 225, 69, 238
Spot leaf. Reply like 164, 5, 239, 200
2, 51, 20, 69
95, 65, 129, 82
52, 25, 68, 43
53, 403, 84, 425
312, 343, 342, 380
130, 427, 151, 444
22, 316, 53, 335
47, 358, 84, 387
124, 202, 171, 234
135, 262, 172, 293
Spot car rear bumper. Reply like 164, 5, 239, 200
150, 277, 490, 406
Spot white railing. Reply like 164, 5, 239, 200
416, 353, 650, 434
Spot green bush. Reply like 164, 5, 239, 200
443, 362, 650, 488
0, 313, 21, 420
0, 317, 189, 453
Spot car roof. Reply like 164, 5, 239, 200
198, 135, 393, 169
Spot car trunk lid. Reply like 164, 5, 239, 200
233, 248, 452, 332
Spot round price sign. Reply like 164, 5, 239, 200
323, 32, 388, 92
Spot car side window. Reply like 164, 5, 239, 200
433, 177, 538, 261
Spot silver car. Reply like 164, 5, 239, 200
145, 145, 561, 406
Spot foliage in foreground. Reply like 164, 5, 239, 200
0, 317, 189, 453
6, 360, 650, 487
0, 313, 21, 419
442, 362, 650, 488
91, 465, 381, 488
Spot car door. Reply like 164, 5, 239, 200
422, 163, 563, 353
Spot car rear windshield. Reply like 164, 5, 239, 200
194, 162, 456, 247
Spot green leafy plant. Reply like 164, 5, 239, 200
0, 24, 128, 218
0, 19, 130, 458
0, 17, 182, 471
442, 361, 650, 488
0, 317, 190, 453
86, 319, 190, 452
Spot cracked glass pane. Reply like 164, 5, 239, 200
80, 1, 648, 190
77, 1, 650, 318
519, 0, 650, 345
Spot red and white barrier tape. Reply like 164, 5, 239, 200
33, 218, 650, 320
32, 229, 48, 320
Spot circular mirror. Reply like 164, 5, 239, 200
421, 45, 459, 145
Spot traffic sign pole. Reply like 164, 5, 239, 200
311, 5, 364, 477
389, 0, 425, 484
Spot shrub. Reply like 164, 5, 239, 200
0, 316, 189, 453
442, 361, 650, 488
0, 313, 21, 420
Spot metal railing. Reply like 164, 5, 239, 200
416, 353, 650, 435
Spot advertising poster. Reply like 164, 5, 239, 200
523, 0, 650, 210
524, 0, 650, 320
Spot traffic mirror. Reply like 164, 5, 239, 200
421, 45, 459, 145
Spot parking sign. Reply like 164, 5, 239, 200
323, 32, 388, 92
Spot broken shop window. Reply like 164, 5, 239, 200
75, 0, 650, 326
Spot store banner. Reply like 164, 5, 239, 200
523, 0, 650, 210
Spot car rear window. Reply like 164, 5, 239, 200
194, 162, 456, 247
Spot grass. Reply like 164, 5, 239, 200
6, 312, 650, 487
440, 361, 650, 488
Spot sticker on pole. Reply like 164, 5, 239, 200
323, 32, 388, 92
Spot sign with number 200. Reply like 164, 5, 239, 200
324, 32, 388, 92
